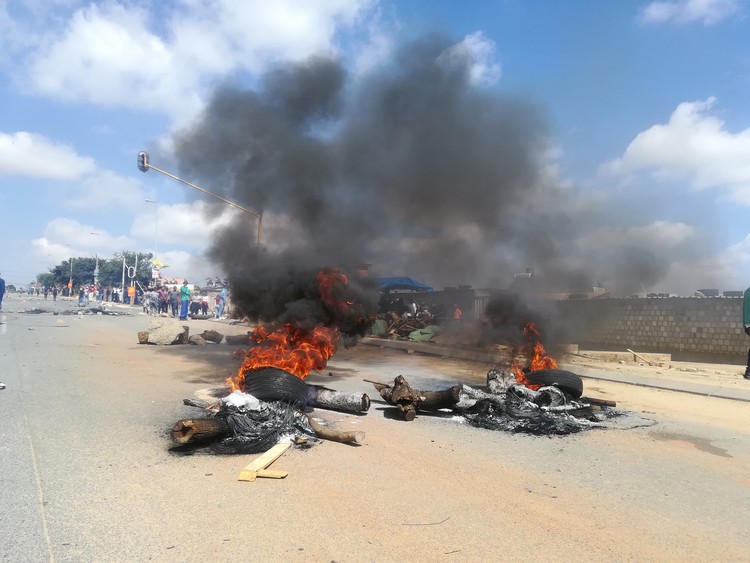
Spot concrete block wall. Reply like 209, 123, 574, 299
548, 297, 748, 360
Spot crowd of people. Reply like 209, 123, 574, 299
75, 284, 122, 305
140, 282, 229, 321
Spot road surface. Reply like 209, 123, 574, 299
1, 293, 748, 561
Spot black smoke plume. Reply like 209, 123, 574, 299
173, 34, 672, 330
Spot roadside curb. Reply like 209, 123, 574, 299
360, 337, 750, 403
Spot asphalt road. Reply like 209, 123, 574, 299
1, 294, 749, 562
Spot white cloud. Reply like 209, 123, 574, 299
600, 98, 750, 204
437, 31, 501, 86
351, 11, 395, 76
153, 249, 218, 285
69, 170, 150, 212
0, 131, 95, 179
31, 217, 135, 261
23, 0, 376, 118
27, 212, 227, 285
129, 200, 236, 249
28, 3, 202, 118
639, 0, 740, 25
579, 221, 698, 250
719, 234, 750, 289
0, 128, 154, 211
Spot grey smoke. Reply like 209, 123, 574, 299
173, 34, 680, 315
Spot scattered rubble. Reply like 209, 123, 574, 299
16, 306, 126, 316
371, 313, 441, 341
168, 365, 651, 465
136, 325, 253, 346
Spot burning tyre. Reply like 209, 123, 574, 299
523, 369, 583, 399
241, 367, 310, 407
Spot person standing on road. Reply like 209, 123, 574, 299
169, 286, 179, 318
215, 286, 228, 319
743, 286, 750, 379
179, 280, 191, 321
0, 272, 5, 311
158, 286, 169, 315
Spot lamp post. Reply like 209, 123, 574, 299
90, 232, 100, 286
137, 151, 263, 246
144, 199, 159, 257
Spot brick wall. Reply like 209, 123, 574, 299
544, 297, 748, 360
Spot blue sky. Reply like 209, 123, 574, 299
1, 0, 749, 294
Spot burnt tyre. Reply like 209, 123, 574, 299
242, 367, 310, 407
524, 369, 583, 399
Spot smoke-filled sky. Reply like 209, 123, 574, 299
1, 0, 749, 295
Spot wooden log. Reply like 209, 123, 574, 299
225, 333, 251, 345
176, 325, 190, 344
183, 397, 211, 408
369, 376, 461, 418
400, 404, 417, 421
307, 417, 365, 444
363, 379, 391, 388
419, 386, 462, 411
200, 330, 224, 343
308, 385, 370, 413
171, 418, 230, 445
374, 383, 394, 402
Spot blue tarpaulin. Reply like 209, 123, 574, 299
377, 276, 433, 292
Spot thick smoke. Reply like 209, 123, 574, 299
173, 35, 675, 326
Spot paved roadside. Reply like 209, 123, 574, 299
360, 337, 750, 403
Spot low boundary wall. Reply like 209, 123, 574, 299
548, 297, 748, 361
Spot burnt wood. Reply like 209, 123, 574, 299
308, 385, 370, 413
307, 418, 365, 444
171, 418, 230, 445
372, 375, 461, 421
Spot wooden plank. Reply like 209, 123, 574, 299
626, 348, 653, 365
255, 469, 288, 479
238, 442, 291, 482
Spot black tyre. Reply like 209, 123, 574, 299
242, 367, 310, 406
524, 369, 583, 399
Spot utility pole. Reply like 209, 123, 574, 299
137, 152, 263, 246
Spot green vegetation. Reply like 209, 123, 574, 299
36, 251, 156, 289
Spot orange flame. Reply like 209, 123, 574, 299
229, 323, 339, 391
228, 268, 357, 391
511, 322, 557, 390
316, 269, 348, 313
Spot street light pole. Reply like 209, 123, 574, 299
144, 199, 159, 257
90, 232, 100, 286
137, 152, 263, 246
